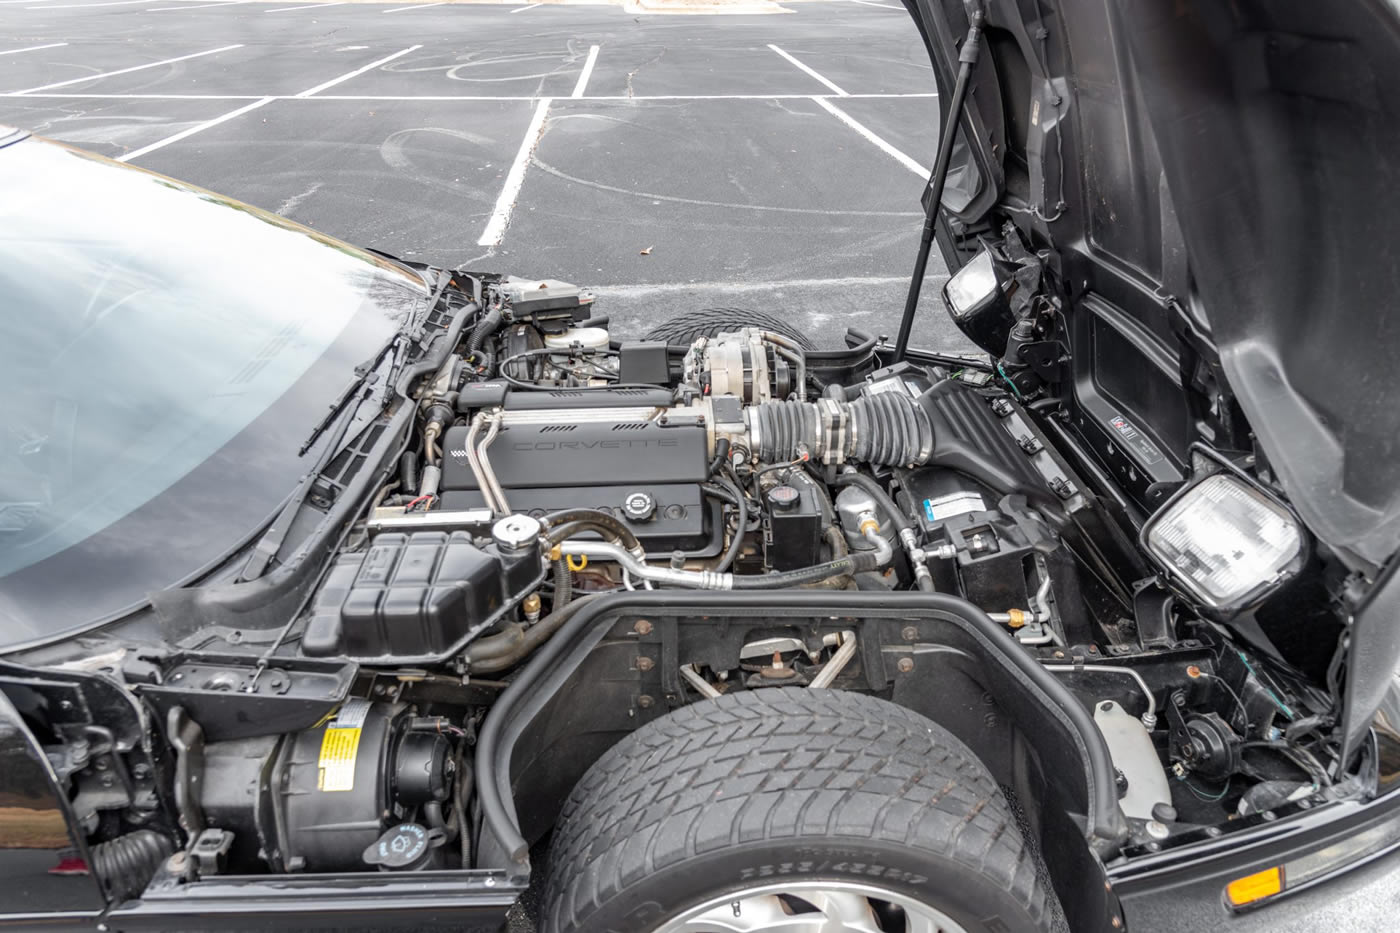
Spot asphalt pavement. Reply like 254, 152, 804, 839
0, 0, 956, 351
2, 1, 1397, 930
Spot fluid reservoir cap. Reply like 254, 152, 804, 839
362, 823, 442, 870
622, 491, 657, 522
543, 327, 610, 351
493, 514, 542, 551
767, 485, 801, 512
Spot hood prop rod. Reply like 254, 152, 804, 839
893, 9, 985, 363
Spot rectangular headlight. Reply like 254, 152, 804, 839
944, 249, 999, 317
1143, 472, 1305, 613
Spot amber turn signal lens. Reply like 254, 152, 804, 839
1226, 866, 1282, 906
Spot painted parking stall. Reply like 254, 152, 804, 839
0, 0, 951, 359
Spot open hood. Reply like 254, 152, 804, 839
905, 0, 1400, 758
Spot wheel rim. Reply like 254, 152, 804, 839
651, 880, 972, 933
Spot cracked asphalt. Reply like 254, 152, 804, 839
1, 1, 1398, 930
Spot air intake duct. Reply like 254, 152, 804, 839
745, 384, 1047, 513
746, 392, 934, 467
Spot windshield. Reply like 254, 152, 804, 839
0, 137, 430, 645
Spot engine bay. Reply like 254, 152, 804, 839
13, 269, 1357, 903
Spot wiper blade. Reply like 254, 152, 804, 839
297, 334, 403, 458
297, 270, 453, 457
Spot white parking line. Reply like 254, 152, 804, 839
383, 1, 444, 12
117, 45, 426, 162
0, 43, 68, 55
149, 0, 253, 10
848, 0, 900, 8
118, 96, 274, 162
510, 2, 542, 11
811, 96, 927, 177
477, 98, 552, 246
571, 45, 599, 99
265, 0, 345, 11
767, 44, 848, 97
294, 44, 420, 97
20, 91, 939, 101
28, 0, 156, 7
5, 44, 242, 96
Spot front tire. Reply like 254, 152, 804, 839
641, 307, 818, 350
541, 688, 1056, 933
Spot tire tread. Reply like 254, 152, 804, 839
640, 307, 819, 350
541, 689, 1053, 932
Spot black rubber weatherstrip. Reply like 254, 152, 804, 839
474, 589, 1129, 872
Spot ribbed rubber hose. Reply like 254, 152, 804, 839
748, 392, 934, 468
90, 830, 173, 902
552, 558, 572, 612
467, 305, 502, 358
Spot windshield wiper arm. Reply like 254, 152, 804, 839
297, 271, 453, 457
297, 334, 403, 458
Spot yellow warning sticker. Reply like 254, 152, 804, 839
318, 726, 362, 792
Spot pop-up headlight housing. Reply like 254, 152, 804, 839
941, 247, 1017, 357
1141, 471, 1307, 615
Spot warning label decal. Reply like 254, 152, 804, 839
317, 699, 371, 792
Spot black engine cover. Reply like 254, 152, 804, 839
440, 415, 714, 555
441, 418, 708, 489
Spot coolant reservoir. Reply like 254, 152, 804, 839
1094, 700, 1172, 821
543, 327, 610, 351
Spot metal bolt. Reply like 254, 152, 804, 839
634, 619, 653, 636
637, 695, 655, 709
1206, 826, 1222, 837
1053, 650, 1065, 659
1145, 820, 1170, 841
636, 656, 654, 672
1111, 917, 1122, 929
167, 852, 189, 873
1262, 810, 1277, 822
896, 658, 914, 673
901, 626, 918, 641
485, 877, 496, 887
1100, 702, 1115, 713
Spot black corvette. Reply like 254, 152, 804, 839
3, 0, 1400, 931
